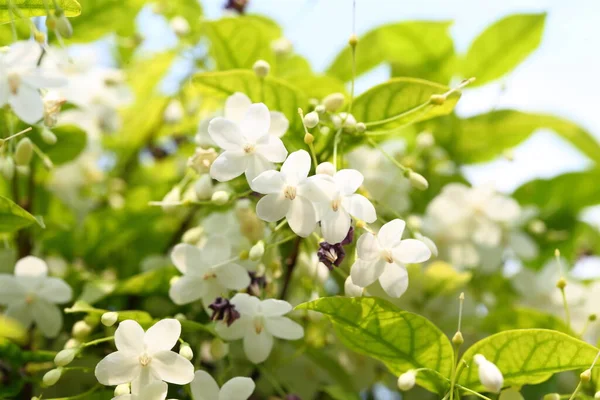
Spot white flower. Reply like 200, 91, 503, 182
191, 370, 255, 400
113, 380, 168, 400
253, 150, 332, 237
169, 237, 250, 307
314, 168, 376, 244
208, 97, 288, 187
350, 219, 431, 298
95, 319, 194, 389
0, 41, 66, 123
163, 99, 184, 124
474, 354, 504, 393
344, 276, 364, 297
0, 256, 72, 338
215, 293, 304, 364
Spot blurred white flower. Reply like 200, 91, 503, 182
113, 380, 168, 400
169, 237, 250, 307
351, 219, 431, 298
215, 293, 303, 364
95, 319, 194, 389
0, 256, 72, 337
170, 16, 191, 36
191, 370, 255, 400
163, 99, 184, 124
253, 150, 331, 237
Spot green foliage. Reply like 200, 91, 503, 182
0, 0, 81, 23
297, 296, 453, 394
65, 300, 154, 326
33, 125, 87, 165
458, 329, 600, 391
462, 13, 547, 86
481, 308, 572, 334
0, 195, 41, 232
0, 315, 26, 344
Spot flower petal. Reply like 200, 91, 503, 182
149, 350, 194, 384
243, 329, 274, 364
268, 111, 288, 138
241, 103, 270, 142
231, 293, 261, 316
379, 263, 409, 298
10, 85, 43, 124
320, 208, 351, 244
215, 263, 251, 290
280, 150, 311, 185
144, 319, 181, 353
190, 370, 220, 400
208, 117, 244, 150
171, 243, 204, 274
356, 232, 380, 261
219, 377, 256, 400
334, 169, 363, 195
344, 276, 364, 297
298, 175, 336, 203
210, 150, 248, 182
255, 135, 287, 163
260, 299, 292, 316
15, 256, 47, 277
21, 70, 67, 88
252, 170, 285, 194
377, 219, 406, 249
31, 300, 62, 338
245, 153, 275, 185
350, 258, 386, 288
139, 381, 169, 400
286, 196, 317, 237
169, 275, 204, 306
115, 320, 145, 354
215, 316, 249, 341
343, 194, 376, 223
5, 301, 32, 330
38, 277, 72, 304
264, 316, 303, 340
95, 351, 141, 385
224, 92, 251, 123
202, 236, 232, 266
0, 275, 24, 304
256, 193, 289, 223
392, 239, 432, 264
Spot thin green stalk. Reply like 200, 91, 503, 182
81, 336, 114, 348
366, 137, 408, 173
567, 382, 582, 400
455, 385, 492, 400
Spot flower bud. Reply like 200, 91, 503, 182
272, 37, 293, 56
348, 34, 358, 47
474, 354, 504, 393
34, 31, 45, 44
54, 348, 77, 367
41, 128, 58, 144
182, 226, 203, 245
72, 320, 92, 340
315, 104, 326, 114
416, 132, 435, 148
332, 113, 356, 131
56, 15, 73, 38
249, 241, 265, 261
211, 190, 230, 205
543, 394, 560, 400
397, 370, 416, 391
356, 122, 366, 133
1, 157, 14, 180
194, 174, 213, 200
316, 162, 335, 176
429, 94, 445, 105
408, 170, 429, 191
14, 138, 33, 166
323, 93, 345, 112
101, 311, 118, 327
210, 338, 230, 360
452, 331, 464, 346
64, 338, 80, 349
253, 60, 270, 78
170, 16, 190, 36
162, 187, 181, 213
179, 343, 193, 360
43, 368, 62, 387
580, 369, 591, 383
303, 132, 314, 144
163, 99, 184, 124
556, 277, 567, 290
46, 15, 57, 30
303, 111, 319, 128
114, 384, 130, 396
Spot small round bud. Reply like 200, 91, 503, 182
56, 15, 73, 38
170, 16, 190, 37
589, 314, 597, 322
348, 34, 358, 47
474, 354, 504, 393
528, 219, 546, 235
43, 368, 62, 387
332, 112, 356, 130
41, 128, 58, 145
556, 277, 567, 290
408, 171, 429, 191
72, 320, 92, 340
315, 104, 326, 114
452, 331, 464, 346
397, 370, 416, 391
163, 99, 184, 124
101, 311, 118, 327
210, 338, 230, 360
46, 15, 57, 30
114, 384, 131, 396
174, 313, 187, 321
430, 94, 445, 105
356, 122, 366, 133
1, 157, 14, 180
316, 162, 335, 176
271, 37, 293, 56
554, 249, 560, 257
194, 174, 213, 200
323, 93, 345, 112
303, 133, 314, 144
64, 338, 80, 349
182, 226, 203, 245
303, 111, 319, 128
14, 138, 33, 166
211, 190, 230, 205
320, 126, 331, 135
416, 132, 435, 148
179, 343, 194, 360
249, 241, 265, 261
543, 394, 560, 400
54, 348, 77, 367
253, 60, 270, 78
407, 215, 422, 231
34, 31, 46, 43
580, 369, 591, 383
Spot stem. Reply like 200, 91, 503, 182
455, 385, 493, 400
81, 336, 115, 348
366, 137, 408, 173
43, 384, 102, 400
2, 127, 32, 142
560, 288, 571, 329
332, 128, 342, 169
266, 235, 296, 249
348, 0, 357, 114
279, 237, 302, 300
568, 381, 582, 400
297, 108, 319, 167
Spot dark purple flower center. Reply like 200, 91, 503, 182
208, 297, 240, 326
247, 271, 267, 297
224, 0, 248, 14
317, 227, 354, 270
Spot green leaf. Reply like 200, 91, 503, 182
0, 195, 41, 232
204, 15, 281, 70
193, 69, 308, 136
34, 124, 87, 165
463, 13, 546, 86
65, 300, 154, 326
322, 385, 362, 400
458, 329, 599, 391
0, 0, 81, 23
422, 261, 472, 296
327, 21, 455, 83
481, 308, 572, 334
296, 296, 453, 394
113, 267, 177, 296
449, 111, 600, 164
353, 78, 460, 131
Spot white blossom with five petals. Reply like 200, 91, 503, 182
95, 319, 194, 390
215, 293, 304, 364
191, 370, 255, 400
0, 256, 72, 338
350, 219, 432, 298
